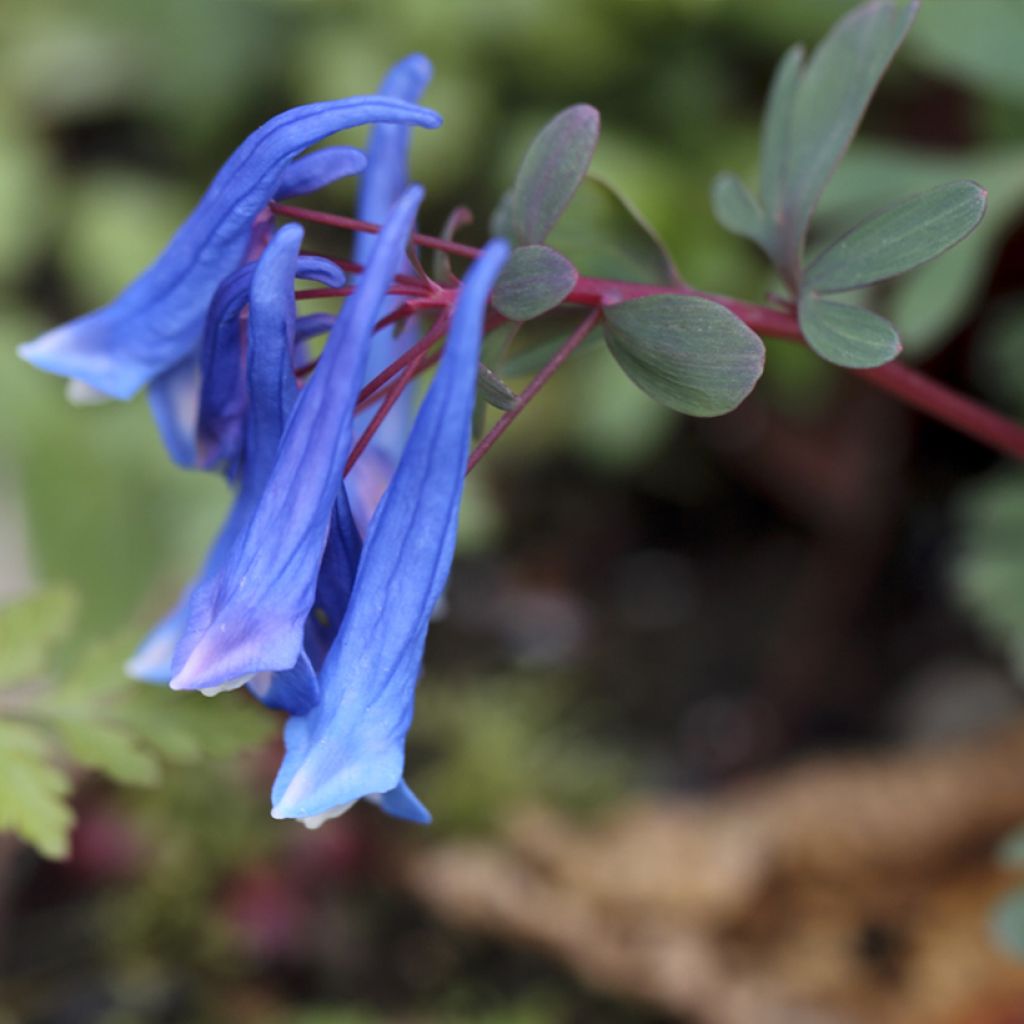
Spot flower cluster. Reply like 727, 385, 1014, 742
18, 55, 509, 827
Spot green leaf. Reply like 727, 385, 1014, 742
0, 586, 79, 686
804, 180, 986, 293
55, 720, 161, 787
501, 310, 603, 379
0, 721, 73, 860
547, 175, 678, 285
710, 172, 768, 250
491, 244, 578, 321
603, 295, 765, 417
759, 43, 805, 227
798, 292, 900, 368
507, 104, 600, 245
992, 887, 1024, 959
477, 363, 518, 411
780, 0, 918, 274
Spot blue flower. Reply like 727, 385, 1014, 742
270, 237, 510, 826
17, 97, 440, 402
169, 186, 426, 696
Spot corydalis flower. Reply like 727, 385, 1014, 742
18, 96, 440, 402
271, 238, 510, 825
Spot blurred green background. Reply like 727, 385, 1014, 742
2, 1, 1024, 1022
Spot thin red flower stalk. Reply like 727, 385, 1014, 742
345, 346, 431, 476
271, 202, 481, 260
467, 308, 601, 473
354, 346, 444, 419
277, 204, 1024, 462
356, 314, 450, 409
295, 285, 426, 301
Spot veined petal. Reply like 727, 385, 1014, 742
170, 186, 426, 694
18, 97, 440, 400
355, 55, 434, 466
197, 252, 344, 473
271, 238, 510, 822
128, 226, 320, 686
275, 146, 367, 199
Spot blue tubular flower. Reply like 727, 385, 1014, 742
128, 224, 324, 704
18, 97, 440, 401
196, 254, 345, 473
270, 238, 510, 827
169, 186, 426, 695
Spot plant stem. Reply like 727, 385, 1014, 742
468, 309, 601, 472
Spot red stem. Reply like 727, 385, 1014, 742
356, 315, 449, 409
468, 309, 601, 472
275, 203, 1024, 462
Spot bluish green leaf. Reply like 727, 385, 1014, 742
759, 43, 805, 228
992, 887, 1024, 959
0, 586, 79, 686
780, 0, 918, 275
710, 172, 768, 250
507, 104, 600, 245
55, 720, 161, 787
603, 295, 765, 417
0, 720, 73, 860
491, 244, 578, 321
547, 175, 678, 285
477, 363, 518, 411
804, 181, 986, 293
798, 292, 900, 368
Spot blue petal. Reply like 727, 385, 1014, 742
128, 226, 319, 686
170, 186, 426, 694
275, 146, 367, 199
247, 651, 319, 714
355, 56, 435, 465
197, 252, 344, 473
148, 356, 201, 468
368, 779, 432, 824
270, 238, 510, 821
18, 97, 440, 400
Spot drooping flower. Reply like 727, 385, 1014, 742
270, 237, 510, 826
169, 186, 426, 696
17, 97, 440, 402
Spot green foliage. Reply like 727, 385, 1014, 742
502, 104, 601, 246
709, 171, 767, 253
797, 293, 900, 369
0, 587, 274, 860
603, 295, 765, 416
547, 175, 678, 284
803, 181, 987, 293
491, 244, 578, 321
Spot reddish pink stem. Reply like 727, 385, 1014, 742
468, 309, 601, 472
276, 204, 1024, 463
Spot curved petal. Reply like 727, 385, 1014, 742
18, 97, 440, 400
127, 226, 318, 685
148, 356, 201, 468
170, 186, 426, 694
271, 238, 510, 822
197, 253, 344, 473
275, 146, 367, 199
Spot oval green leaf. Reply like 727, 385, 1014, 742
803, 180, 987, 293
508, 104, 601, 245
798, 292, 900, 368
548, 175, 678, 285
710, 172, 768, 249
759, 43, 805, 227
491, 244, 578, 322
603, 295, 765, 417
780, 0, 918, 275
